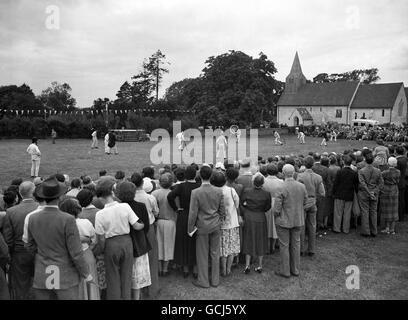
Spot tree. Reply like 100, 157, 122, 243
91, 97, 110, 112
192, 50, 282, 126
147, 50, 169, 101
313, 68, 380, 84
164, 78, 203, 110
39, 81, 76, 111
0, 84, 42, 111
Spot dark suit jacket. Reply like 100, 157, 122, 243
26, 206, 89, 289
188, 183, 225, 235
396, 155, 407, 189
127, 200, 151, 258
312, 163, 329, 194
333, 167, 359, 201
3, 199, 39, 253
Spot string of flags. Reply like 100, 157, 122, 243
0, 108, 192, 116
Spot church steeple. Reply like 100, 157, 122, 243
285, 52, 307, 94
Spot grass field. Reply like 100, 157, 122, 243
0, 135, 407, 300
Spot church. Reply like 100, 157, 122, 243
277, 52, 408, 127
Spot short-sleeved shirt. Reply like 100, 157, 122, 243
95, 201, 138, 238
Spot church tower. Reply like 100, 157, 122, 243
285, 52, 307, 94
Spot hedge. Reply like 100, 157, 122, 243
0, 113, 199, 139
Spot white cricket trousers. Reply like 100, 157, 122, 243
31, 160, 40, 177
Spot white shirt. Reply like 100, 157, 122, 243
220, 186, 240, 230
95, 201, 138, 238
134, 189, 159, 224
27, 143, 41, 160
22, 205, 45, 243
176, 132, 184, 143
92, 131, 97, 138
76, 218, 96, 251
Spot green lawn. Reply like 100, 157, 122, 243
1, 135, 407, 300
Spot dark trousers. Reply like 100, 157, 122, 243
104, 235, 133, 300
9, 251, 34, 300
196, 229, 221, 288
33, 285, 79, 300
0, 267, 10, 300
301, 205, 317, 254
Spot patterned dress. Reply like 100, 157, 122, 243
379, 167, 400, 222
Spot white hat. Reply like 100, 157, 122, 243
142, 177, 154, 193
215, 162, 225, 171
388, 157, 398, 167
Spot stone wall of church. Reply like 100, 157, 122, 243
278, 106, 349, 126
350, 108, 392, 125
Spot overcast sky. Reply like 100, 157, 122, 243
1, 0, 407, 108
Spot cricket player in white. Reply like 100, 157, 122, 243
26, 137, 41, 177
274, 131, 283, 145
91, 128, 98, 148
176, 130, 186, 151
104, 132, 110, 154
216, 131, 228, 161
330, 129, 338, 142
298, 131, 305, 144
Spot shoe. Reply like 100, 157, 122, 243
244, 267, 250, 274
193, 273, 198, 279
300, 252, 306, 257
274, 271, 290, 278
183, 272, 189, 279
390, 231, 396, 235
255, 267, 262, 274
370, 234, 377, 238
210, 283, 219, 288
361, 234, 370, 238
192, 280, 209, 289
308, 252, 315, 257
290, 272, 299, 277
380, 229, 390, 234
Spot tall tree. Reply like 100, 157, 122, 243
0, 84, 42, 111
193, 50, 281, 127
39, 81, 76, 111
313, 68, 380, 84
146, 50, 169, 101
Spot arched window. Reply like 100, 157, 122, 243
355, 113, 357, 119
362, 112, 366, 119
382, 109, 385, 117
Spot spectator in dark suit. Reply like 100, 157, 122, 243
332, 156, 359, 234
312, 153, 329, 231
3, 181, 39, 300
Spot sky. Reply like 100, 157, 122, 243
0, 0, 407, 108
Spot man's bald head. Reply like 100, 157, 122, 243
19, 181, 35, 199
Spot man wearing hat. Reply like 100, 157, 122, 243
3, 181, 38, 299
26, 176, 91, 300
273, 164, 307, 278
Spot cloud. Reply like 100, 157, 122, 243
0, 0, 407, 107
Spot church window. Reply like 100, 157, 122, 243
310, 107, 312, 112
362, 113, 366, 119
382, 109, 385, 117
336, 109, 342, 118
354, 113, 357, 119
320, 107, 322, 112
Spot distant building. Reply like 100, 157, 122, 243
277, 52, 407, 126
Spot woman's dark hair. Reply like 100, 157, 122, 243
11, 178, 23, 186
210, 171, 226, 188
115, 171, 125, 180
59, 198, 81, 218
365, 153, 374, 164
185, 166, 197, 180
3, 191, 17, 207
83, 183, 96, 193
174, 168, 185, 182
130, 172, 143, 188
142, 167, 155, 179
71, 178, 81, 189
99, 170, 107, 177
32, 137, 38, 144
259, 165, 268, 177
226, 167, 239, 182
321, 157, 329, 167
115, 181, 136, 203
76, 189, 94, 208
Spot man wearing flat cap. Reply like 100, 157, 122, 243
26, 176, 91, 300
